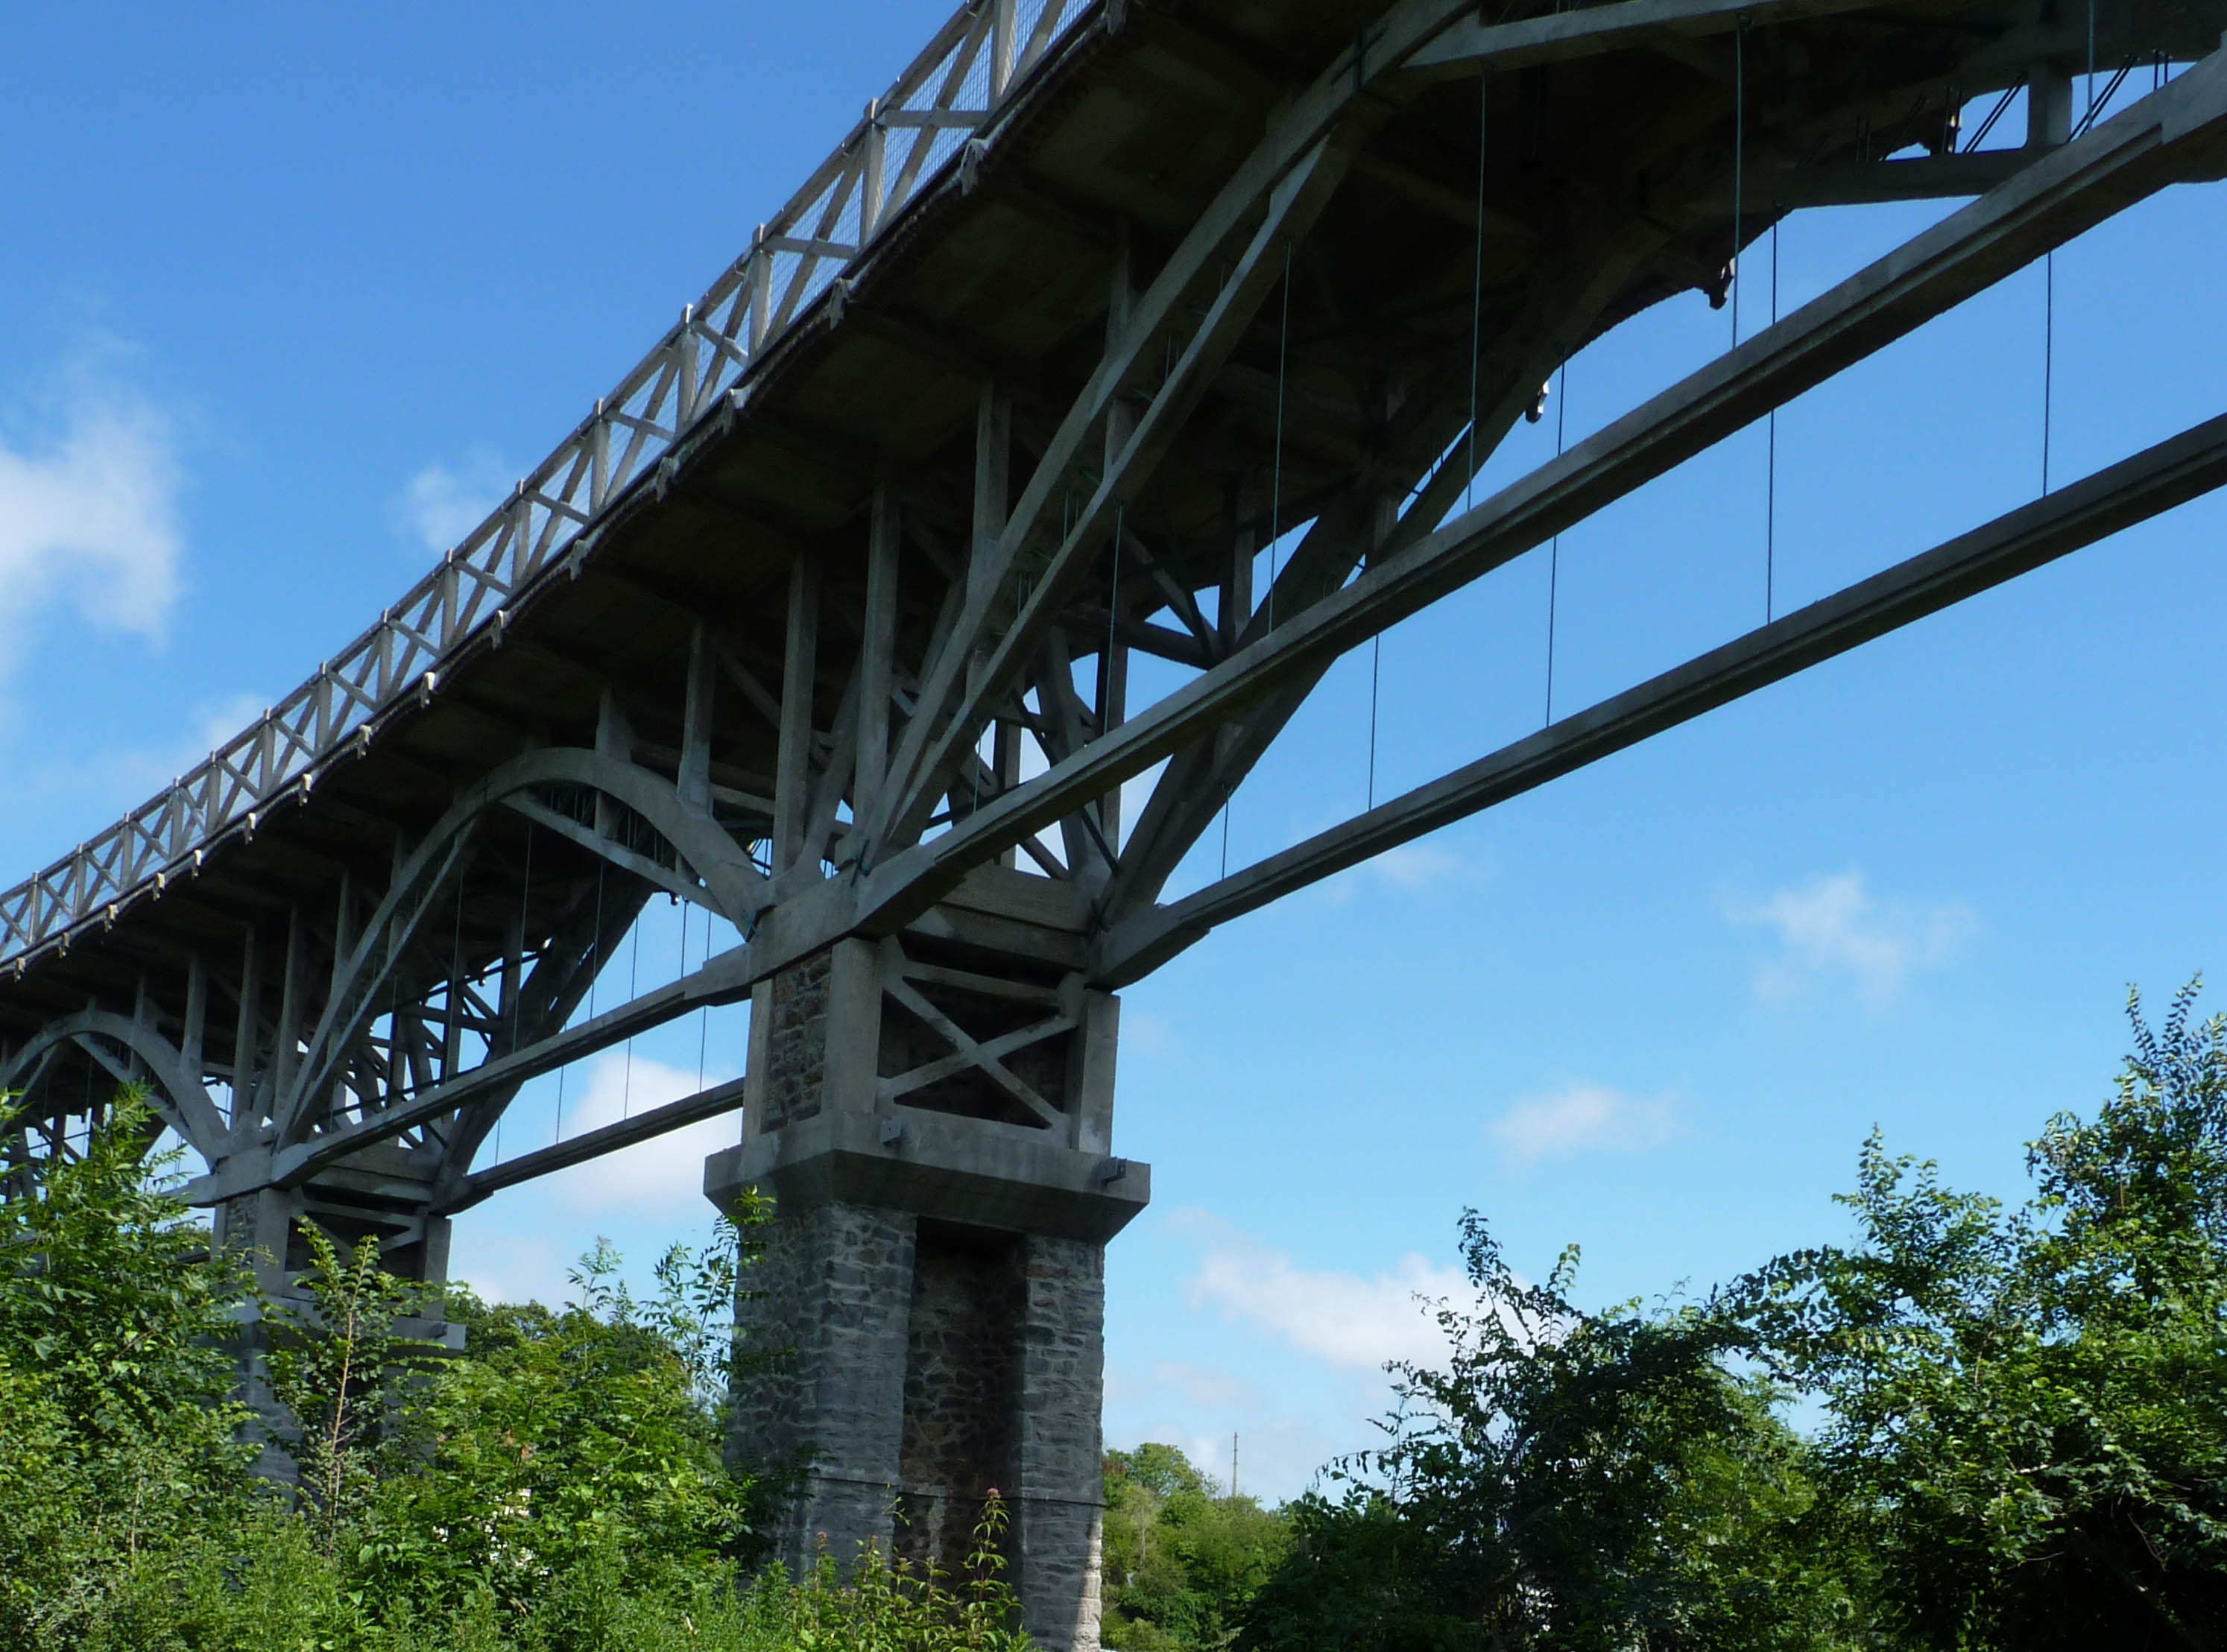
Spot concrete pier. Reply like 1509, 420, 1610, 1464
707, 868, 1147, 1651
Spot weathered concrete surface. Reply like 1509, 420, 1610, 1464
708, 879, 1145, 1651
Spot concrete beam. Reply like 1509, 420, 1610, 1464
437, 1074, 747, 1213
844, 51, 2227, 931
1094, 408, 2227, 984
1397, 0, 1956, 80
866, 0, 1489, 855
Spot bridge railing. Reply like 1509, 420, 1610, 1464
0, 0, 1096, 969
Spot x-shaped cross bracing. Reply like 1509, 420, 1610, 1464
876, 938, 1081, 1128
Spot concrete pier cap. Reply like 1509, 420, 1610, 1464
704, 866, 1149, 1652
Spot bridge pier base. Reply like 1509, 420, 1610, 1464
706, 874, 1147, 1652
210, 1175, 464, 1478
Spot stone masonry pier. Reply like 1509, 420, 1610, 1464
707, 868, 1148, 1651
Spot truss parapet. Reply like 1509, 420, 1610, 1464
0, 0, 1099, 971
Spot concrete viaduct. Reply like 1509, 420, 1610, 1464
7, 0, 2227, 1643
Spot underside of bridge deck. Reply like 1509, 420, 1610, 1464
7, 0, 2227, 1642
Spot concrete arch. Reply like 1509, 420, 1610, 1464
282, 747, 765, 1142
481, 747, 770, 925
0, 1008, 227, 1159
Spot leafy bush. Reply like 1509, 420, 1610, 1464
1239, 1219, 1855, 1652
28, 982, 2227, 1651
0, 1089, 1034, 1651
1729, 982, 2227, 1648
0, 1098, 260, 1649
1102, 1443, 1288, 1650
353, 1279, 759, 1620
1238, 984, 2227, 1651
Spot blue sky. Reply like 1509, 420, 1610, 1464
6, 7, 2224, 1502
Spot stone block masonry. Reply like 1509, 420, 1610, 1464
715, 1171, 1128, 1650
898, 1222, 1025, 1568
708, 870, 1149, 1651
1015, 1235, 1108, 1647
728, 1199, 915, 1566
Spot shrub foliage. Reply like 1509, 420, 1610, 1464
7, 981, 2227, 1650
0, 1093, 1031, 1651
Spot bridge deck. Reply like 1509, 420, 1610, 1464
6, 0, 2226, 1186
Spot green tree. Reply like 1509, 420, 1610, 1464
1241, 1217, 1858, 1651
1102, 1443, 1288, 1650
0, 1088, 1046, 1650
0, 1090, 260, 1649
354, 1262, 759, 1624
1731, 982, 2227, 1649
265, 1221, 441, 1548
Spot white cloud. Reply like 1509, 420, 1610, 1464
1121, 1008, 1175, 1059
1149, 1361, 1263, 1411
392, 449, 511, 556
1726, 870, 1975, 1001
1172, 1209, 1467, 1372
449, 1229, 568, 1310
0, 370, 184, 645
186, 690, 271, 754
1317, 832, 1484, 905
531, 1051, 742, 1214
1490, 1080, 1676, 1162
1365, 841, 1463, 890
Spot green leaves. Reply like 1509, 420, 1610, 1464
1242, 1210, 1848, 1652
1102, 1443, 1289, 1648
0, 1089, 253, 1453
348, 1235, 762, 1622
267, 1224, 446, 1549
1718, 981, 2227, 1648
0, 1091, 266, 1652
0, 1097, 1046, 1650
778, 1494, 1033, 1652
1244, 981, 2227, 1651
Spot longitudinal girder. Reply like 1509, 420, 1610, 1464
5, 0, 2227, 1250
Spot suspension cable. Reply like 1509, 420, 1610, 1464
589, 856, 605, 1018
1546, 351, 1568, 725
1368, 633, 1381, 809
499, 823, 534, 1166
513, 826, 531, 1055
560, 856, 607, 1143
1268, 237, 1292, 630
2043, 251, 2055, 496
1221, 238, 1298, 876
622, 909, 639, 1121
448, 855, 467, 1077
1103, 504, 1124, 858
1767, 218, 1779, 621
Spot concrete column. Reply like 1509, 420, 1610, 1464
709, 867, 1147, 1651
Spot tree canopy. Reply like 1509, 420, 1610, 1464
1239, 984, 2227, 1651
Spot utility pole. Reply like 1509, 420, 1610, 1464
1231, 1431, 1239, 1502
